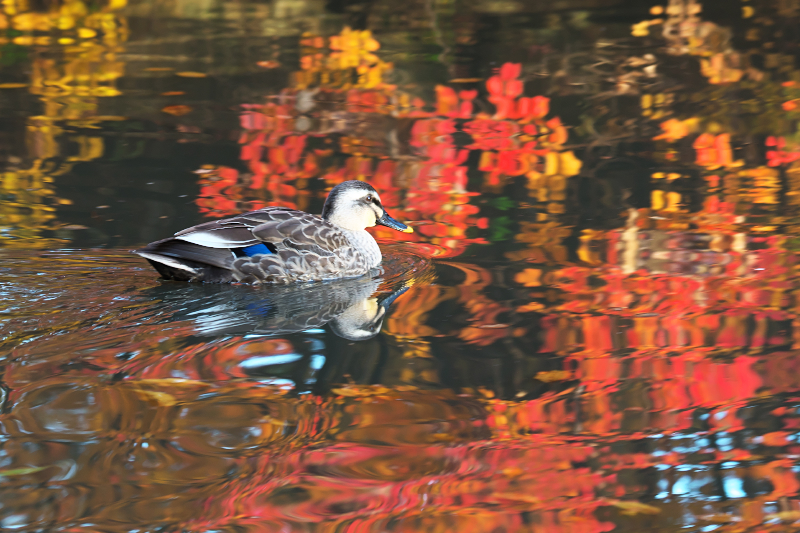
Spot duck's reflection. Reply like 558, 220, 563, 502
144, 275, 416, 341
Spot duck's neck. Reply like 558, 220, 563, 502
340, 228, 381, 268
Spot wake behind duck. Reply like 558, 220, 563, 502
135, 180, 413, 284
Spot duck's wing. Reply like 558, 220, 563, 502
172, 207, 349, 255
171, 207, 292, 249
134, 208, 294, 281
249, 211, 351, 256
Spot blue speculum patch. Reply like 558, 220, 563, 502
241, 243, 273, 256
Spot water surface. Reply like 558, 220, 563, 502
3, 0, 800, 531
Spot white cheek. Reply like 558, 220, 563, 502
327, 203, 377, 231
363, 208, 377, 227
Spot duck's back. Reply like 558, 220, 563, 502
135, 207, 377, 283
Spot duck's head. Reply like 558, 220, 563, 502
322, 180, 413, 233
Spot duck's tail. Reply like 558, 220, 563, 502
133, 250, 199, 281
133, 238, 236, 282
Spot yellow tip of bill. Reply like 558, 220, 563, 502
402, 227, 414, 233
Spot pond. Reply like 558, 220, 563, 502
2, 0, 800, 531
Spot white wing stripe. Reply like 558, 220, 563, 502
176, 233, 255, 248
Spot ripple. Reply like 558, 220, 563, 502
0, 246, 434, 376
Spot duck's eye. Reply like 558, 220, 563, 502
366, 195, 373, 203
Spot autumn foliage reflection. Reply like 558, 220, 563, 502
9, 0, 800, 531
156, 16, 800, 530
195, 26, 588, 258
0, 0, 127, 247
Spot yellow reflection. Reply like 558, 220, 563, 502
295, 27, 393, 90
0, 0, 128, 247
0, 162, 60, 248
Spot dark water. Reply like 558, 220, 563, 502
4, 0, 800, 531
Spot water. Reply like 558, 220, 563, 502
3, 0, 800, 530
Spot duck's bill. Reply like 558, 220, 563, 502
379, 285, 410, 310
377, 212, 413, 233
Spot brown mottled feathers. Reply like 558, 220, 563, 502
232, 245, 369, 284
251, 212, 350, 255
137, 207, 373, 284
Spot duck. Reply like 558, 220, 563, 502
134, 180, 414, 284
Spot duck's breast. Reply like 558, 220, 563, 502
340, 229, 382, 268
